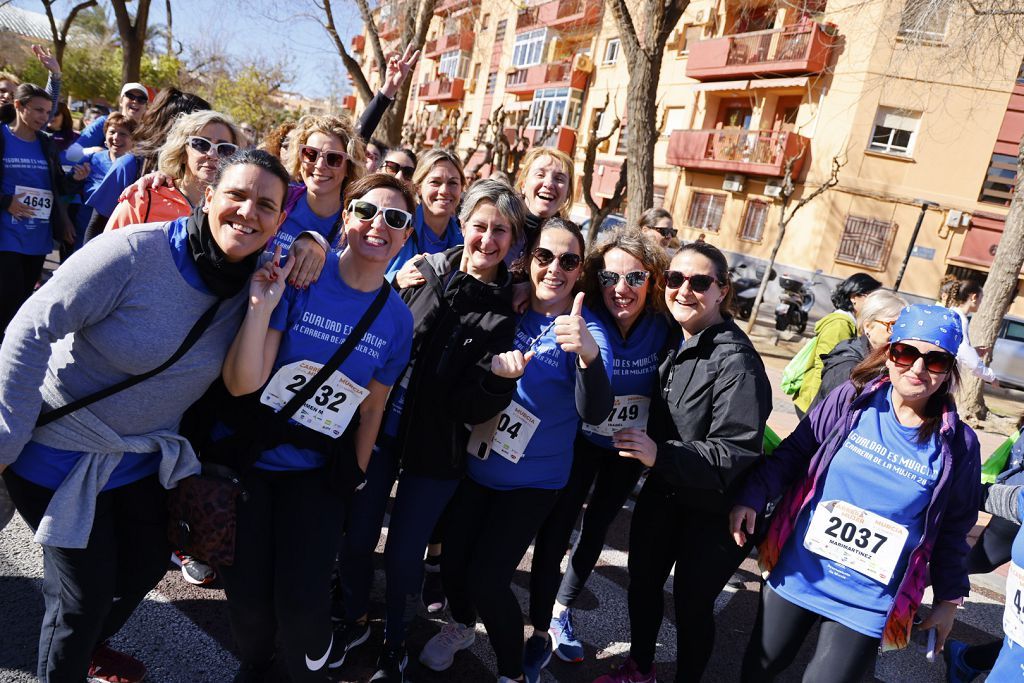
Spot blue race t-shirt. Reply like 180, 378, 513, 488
9, 219, 209, 490
769, 386, 941, 637
384, 205, 462, 281
83, 150, 116, 201
251, 250, 413, 471
580, 308, 668, 450
85, 153, 139, 216
466, 306, 613, 490
1, 125, 55, 255
988, 489, 1024, 682
269, 190, 340, 255
76, 115, 107, 149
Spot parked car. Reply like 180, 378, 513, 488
988, 314, 1024, 390
579, 213, 626, 238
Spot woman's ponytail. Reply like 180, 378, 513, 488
0, 102, 14, 125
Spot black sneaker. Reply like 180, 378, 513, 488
328, 620, 370, 669
370, 644, 407, 682
422, 562, 446, 614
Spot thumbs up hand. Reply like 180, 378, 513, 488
555, 292, 599, 367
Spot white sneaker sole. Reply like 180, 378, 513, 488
418, 633, 475, 672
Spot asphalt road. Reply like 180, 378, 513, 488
0, 320, 1016, 682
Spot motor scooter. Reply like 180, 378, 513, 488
774, 271, 820, 335
730, 263, 776, 321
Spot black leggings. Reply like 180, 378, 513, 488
741, 583, 879, 683
218, 467, 345, 682
530, 436, 641, 627
0, 251, 45, 341
627, 479, 750, 682
442, 478, 558, 679
4, 471, 169, 683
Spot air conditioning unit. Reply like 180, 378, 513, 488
574, 54, 594, 73
946, 209, 971, 228
764, 179, 784, 198
723, 174, 746, 193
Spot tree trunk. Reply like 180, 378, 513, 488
958, 136, 1024, 421
624, 53, 657, 226
110, 0, 152, 84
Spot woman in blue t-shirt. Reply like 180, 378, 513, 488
0, 83, 83, 340
387, 148, 465, 285
731, 304, 981, 683
217, 173, 416, 682
419, 217, 613, 682
527, 228, 670, 670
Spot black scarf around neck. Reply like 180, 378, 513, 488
185, 205, 260, 298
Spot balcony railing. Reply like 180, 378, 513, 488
417, 77, 466, 103
685, 21, 837, 81
505, 61, 589, 95
516, 0, 601, 32
666, 129, 809, 178
378, 17, 399, 40
351, 35, 365, 53
425, 32, 474, 58
434, 0, 479, 15
342, 95, 357, 112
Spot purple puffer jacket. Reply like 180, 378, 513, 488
735, 377, 981, 650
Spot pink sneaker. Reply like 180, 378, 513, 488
593, 657, 656, 683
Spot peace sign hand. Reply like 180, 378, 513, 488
381, 44, 421, 99
250, 246, 294, 312
554, 292, 599, 366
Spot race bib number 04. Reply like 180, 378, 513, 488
260, 360, 369, 438
803, 500, 909, 585
14, 185, 53, 220
466, 401, 541, 464
582, 394, 650, 437
1004, 563, 1024, 646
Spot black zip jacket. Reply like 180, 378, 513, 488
389, 246, 520, 479
810, 334, 870, 410
647, 317, 773, 514
0, 128, 76, 241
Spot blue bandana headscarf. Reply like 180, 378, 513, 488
890, 304, 963, 355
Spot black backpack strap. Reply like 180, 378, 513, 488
273, 283, 390, 424
37, 299, 223, 427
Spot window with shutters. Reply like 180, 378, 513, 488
686, 192, 726, 232
979, 153, 1017, 206
739, 199, 769, 242
486, 71, 497, 94
495, 19, 507, 41
868, 107, 921, 157
835, 215, 897, 269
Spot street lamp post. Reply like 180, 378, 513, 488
893, 199, 939, 291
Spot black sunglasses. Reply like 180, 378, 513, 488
123, 92, 148, 104
597, 270, 649, 289
347, 199, 413, 230
382, 159, 415, 178
532, 247, 581, 272
654, 227, 674, 238
888, 342, 955, 374
300, 145, 348, 168
663, 270, 719, 293
187, 136, 238, 157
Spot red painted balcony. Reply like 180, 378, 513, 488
425, 32, 474, 59
685, 21, 837, 81
378, 17, 399, 40
351, 34, 365, 53
418, 78, 466, 103
667, 129, 809, 178
342, 95, 357, 112
516, 0, 602, 32
505, 61, 589, 96
434, 0, 479, 15
425, 126, 441, 144
526, 126, 577, 155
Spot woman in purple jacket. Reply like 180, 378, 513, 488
730, 304, 981, 683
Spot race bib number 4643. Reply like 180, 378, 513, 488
260, 360, 368, 438
14, 185, 52, 220
1004, 563, 1024, 646
803, 500, 909, 584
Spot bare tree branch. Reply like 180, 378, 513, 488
320, 0, 373, 102
41, 0, 97, 65
352, 0, 385, 85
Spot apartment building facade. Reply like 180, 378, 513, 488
354, 0, 1024, 313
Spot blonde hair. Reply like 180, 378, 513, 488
157, 110, 240, 181
515, 147, 575, 214
284, 113, 366, 189
411, 148, 465, 192
856, 289, 907, 334
0, 71, 19, 85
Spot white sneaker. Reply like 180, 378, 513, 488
419, 621, 475, 672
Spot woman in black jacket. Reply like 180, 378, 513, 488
596, 241, 773, 683
336, 178, 528, 680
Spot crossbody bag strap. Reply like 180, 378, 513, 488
273, 283, 390, 424
36, 299, 224, 427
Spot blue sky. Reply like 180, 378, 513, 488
12, 0, 362, 99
